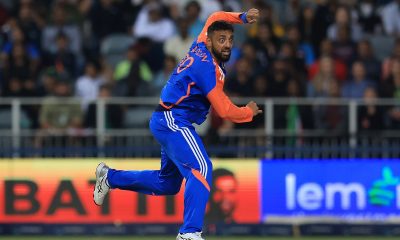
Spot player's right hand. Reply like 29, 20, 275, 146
246, 8, 259, 24
246, 101, 262, 116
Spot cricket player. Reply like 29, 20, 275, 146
94, 8, 261, 240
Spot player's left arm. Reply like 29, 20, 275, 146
197, 8, 259, 43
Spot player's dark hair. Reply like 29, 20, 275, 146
207, 21, 234, 36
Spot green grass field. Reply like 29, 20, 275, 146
1, 237, 399, 240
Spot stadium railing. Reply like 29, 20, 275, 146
0, 97, 399, 158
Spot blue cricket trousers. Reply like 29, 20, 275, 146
107, 110, 212, 233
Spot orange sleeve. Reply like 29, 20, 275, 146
206, 66, 253, 123
197, 11, 244, 44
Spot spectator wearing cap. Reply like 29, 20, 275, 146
133, 2, 175, 42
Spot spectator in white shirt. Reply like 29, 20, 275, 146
327, 5, 363, 42
381, 0, 400, 36
164, 17, 194, 62
133, 2, 175, 42
75, 61, 106, 111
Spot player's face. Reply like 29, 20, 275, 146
209, 30, 234, 62
212, 176, 238, 215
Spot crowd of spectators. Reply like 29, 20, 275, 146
1, 0, 400, 137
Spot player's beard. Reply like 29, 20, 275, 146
212, 46, 231, 62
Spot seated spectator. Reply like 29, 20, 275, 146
332, 25, 357, 65
297, 3, 324, 55
17, 3, 45, 48
308, 39, 348, 81
43, 32, 76, 78
37, 67, 59, 97
380, 58, 400, 129
42, 4, 81, 57
279, 41, 308, 78
133, 2, 175, 42
35, 80, 83, 152
75, 60, 106, 111
2, 43, 37, 97
356, 39, 381, 82
358, 87, 384, 132
225, 58, 255, 97
248, 1, 285, 38
356, 0, 382, 35
238, 41, 263, 76
286, 24, 315, 66
327, 5, 363, 42
274, 79, 314, 133
248, 22, 280, 69
113, 44, 152, 96
284, 0, 302, 25
307, 56, 339, 97
164, 17, 194, 62
185, 1, 205, 38
342, 61, 376, 99
39, 80, 82, 131
84, 0, 127, 42
198, 0, 222, 22
1, 25, 40, 73
314, 80, 347, 132
253, 74, 269, 97
153, 55, 177, 94
380, 0, 400, 36
267, 58, 290, 97
84, 84, 123, 129
382, 38, 400, 80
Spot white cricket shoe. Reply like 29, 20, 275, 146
93, 162, 110, 206
176, 232, 205, 240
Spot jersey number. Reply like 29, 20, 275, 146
177, 55, 194, 73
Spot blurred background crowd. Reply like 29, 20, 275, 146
0, 0, 400, 137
